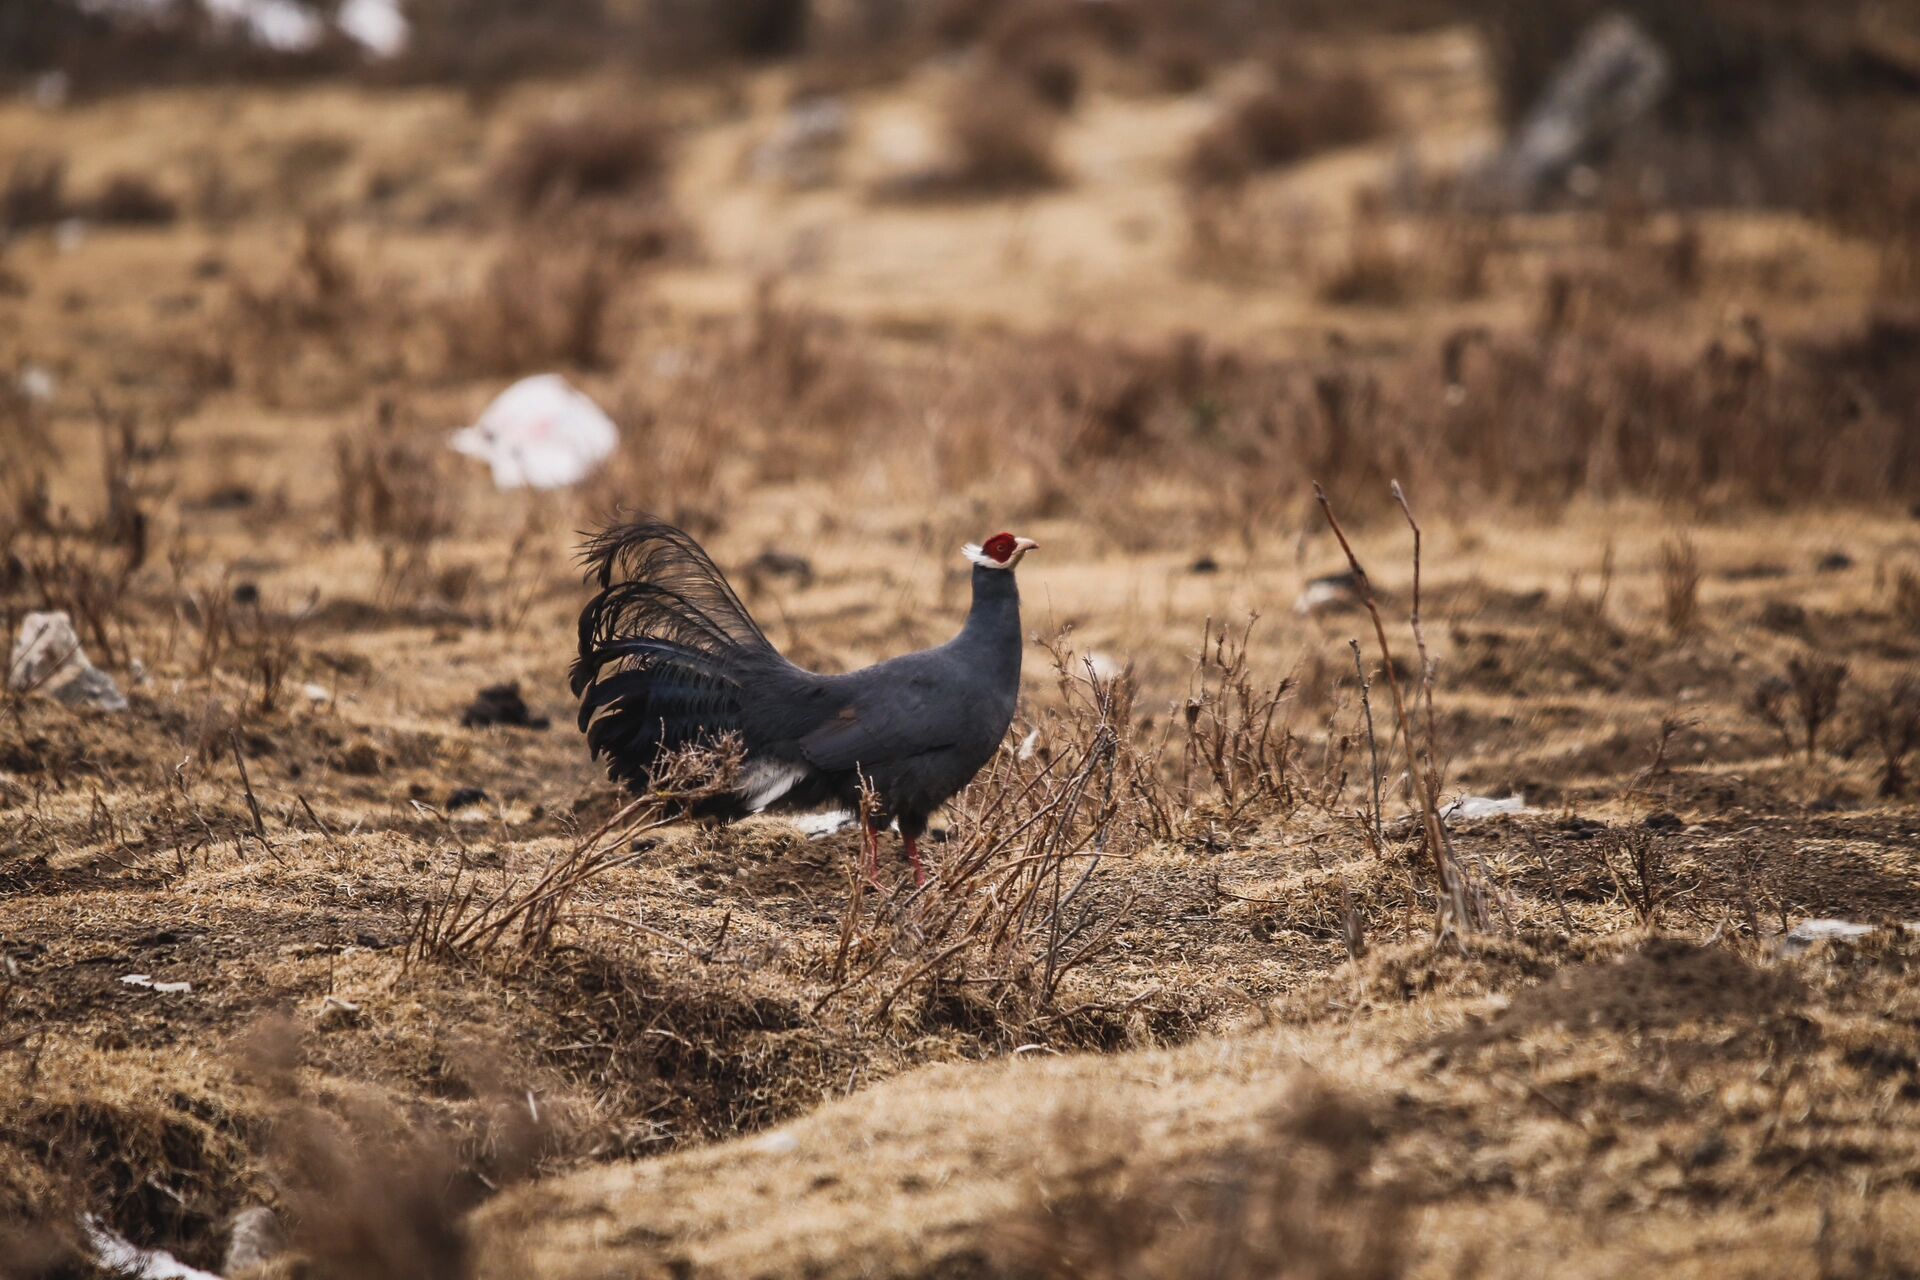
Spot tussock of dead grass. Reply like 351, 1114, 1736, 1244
2, 153, 68, 231
492, 111, 671, 215
873, 69, 1064, 200
436, 244, 621, 377
999, 1078, 1403, 1280
1184, 59, 1390, 191
943, 72, 1064, 193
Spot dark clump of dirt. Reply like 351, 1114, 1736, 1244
446, 786, 491, 811
461, 683, 551, 731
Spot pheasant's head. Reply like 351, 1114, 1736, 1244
964, 532, 1040, 571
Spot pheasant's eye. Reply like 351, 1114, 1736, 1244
981, 533, 1018, 563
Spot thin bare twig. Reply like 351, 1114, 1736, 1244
1350, 638, 1383, 851
1313, 484, 1452, 911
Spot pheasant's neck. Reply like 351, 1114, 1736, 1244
960, 566, 1023, 684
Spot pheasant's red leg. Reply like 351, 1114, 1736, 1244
904, 835, 926, 887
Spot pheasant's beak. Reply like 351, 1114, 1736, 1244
1015, 538, 1040, 555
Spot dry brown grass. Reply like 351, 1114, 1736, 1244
270, 1101, 475, 1280
472, 929, 1920, 1277
1316, 194, 1413, 306
810, 661, 1152, 1026
438, 245, 621, 377
1853, 675, 1920, 799
409, 740, 745, 963
332, 413, 444, 543
1749, 654, 1851, 763
492, 110, 671, 215
939, 70, 1064, 195
1000, 1079, 1403, 1280
1658, 535, 1701, 636
2, 153, 67, 231
1184, 60, 1389, 191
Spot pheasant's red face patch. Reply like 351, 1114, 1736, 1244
981, 532, 1019, 563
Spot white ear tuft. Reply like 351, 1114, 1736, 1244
963, 543, 996, 568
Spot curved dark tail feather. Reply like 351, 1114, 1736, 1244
571, 519, 781, 798
577, 519, 776, 656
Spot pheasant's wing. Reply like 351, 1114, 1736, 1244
796, 672, 959, 774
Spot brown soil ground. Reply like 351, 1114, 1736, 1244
3, 17, 1919, 1279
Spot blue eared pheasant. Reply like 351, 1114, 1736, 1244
571, 519, 1039, 884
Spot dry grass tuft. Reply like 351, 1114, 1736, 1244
1001, 1078, 1403, 1280
438, 245, 620, 376
875, 69, 1063, 200
492, 110, 671, 215
1852, 675, 1920, 798
1657, 535, 1701, 636
1317, 194, 1412, 306
943, 70, 1064, 194
4, 399, 160, 672
1748, 654, 1850, 762
217, 217, 411, 404
3, 153, 69, 231
331, 401, 459, 600
270, 1101, 475, 1280
1176, 619, 1303, 825
410, 740, 744, 963
813, 665, 1145, 1025
332, 404, 457, 547
1588, 820, 1685, 926
1184, 60, 1388, 190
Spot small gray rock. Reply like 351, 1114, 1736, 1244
1481, 14, 1670, 206
8, 611, 127, 712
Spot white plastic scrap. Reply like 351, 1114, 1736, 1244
1779, 918, 1880, 955
121, 974, 193, 994
17, 364, 56, 401
9, 611, 129, 712
202, 0, 326, 53
448, 374, 620, 491
85, 1217, 223, 1280
752, 1129, 800, 1156
336, 0, 409, 57
1442, 794, 1535, 822
75, 0, 404, 57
